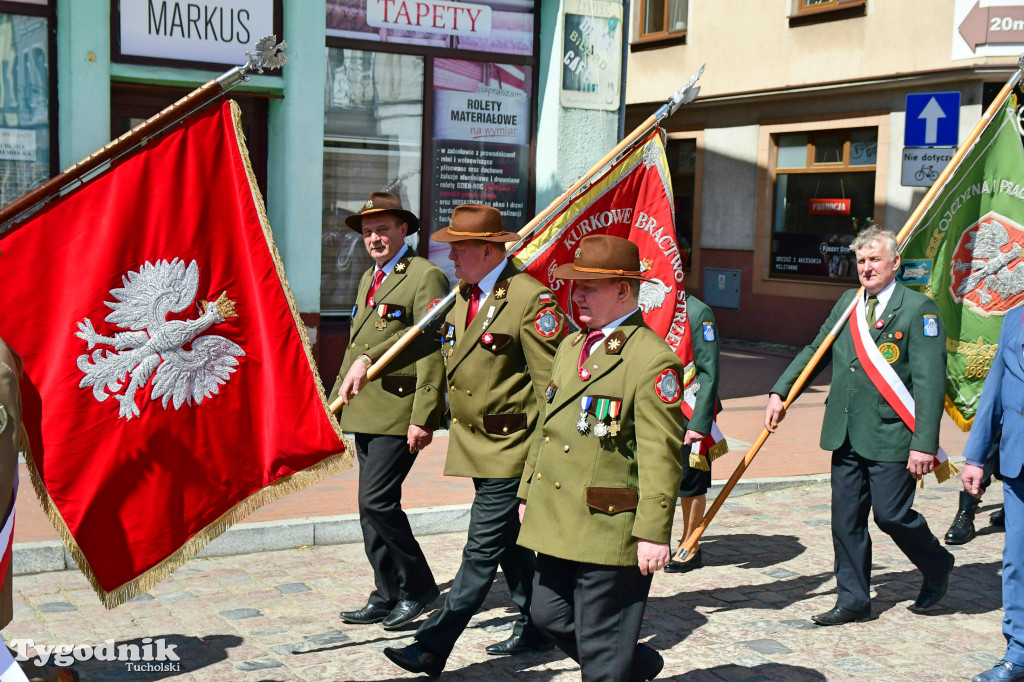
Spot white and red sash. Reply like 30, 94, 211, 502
681, 398, 728, 471
849, 294, 954, 481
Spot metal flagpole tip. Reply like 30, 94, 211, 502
1018, 52, 1024, 73
677, 549, 691, 562
668, 63, 706, 116
245, 36, 288, 74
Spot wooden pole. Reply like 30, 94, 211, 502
675, 63, 1024, 562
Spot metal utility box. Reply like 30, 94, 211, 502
703, 268, 741, 310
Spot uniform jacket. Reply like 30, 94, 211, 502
770, 284, 946, 462
687, 294, 721, 435
441, 263, 563, 479
329, 254, 448, 436
517, 311, 685, 566
962, 308, 1024, 479
0, 339, 19, 629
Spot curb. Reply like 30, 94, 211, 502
12, 474, 830, 577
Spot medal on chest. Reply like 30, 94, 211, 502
576, 396, 593, 435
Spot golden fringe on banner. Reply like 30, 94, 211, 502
19, 100, 353, 609
688, 439, 730, 472
944, 395, 974, 433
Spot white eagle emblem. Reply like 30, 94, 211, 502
638, 258, 671, 313
953, 218, 1024, 305
75, 259, 245, 420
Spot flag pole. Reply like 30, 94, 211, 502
330, 67, 707, 414
675, 57, 1024, 562
0, 37, 287, 232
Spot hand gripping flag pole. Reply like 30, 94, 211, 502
676, 55, 1024, 562
0, 36, 287, 232
328, 65, 707, 413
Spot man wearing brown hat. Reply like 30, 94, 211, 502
516, 234, 685, 681
380, 203, 564, 676
330, 191, 448, 631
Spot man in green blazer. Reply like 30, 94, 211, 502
517, 235, 685, 682
764, 227, 954, 626
665, 293, 722, 574
383, 203, 564, 677
330, 192, 448, 631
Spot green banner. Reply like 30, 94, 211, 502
899, 93, 1024, 429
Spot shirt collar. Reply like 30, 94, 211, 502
375, 244, 410, 277
474, 258, 508, 299
866, 278, 896, 313
595, 307, 641, 339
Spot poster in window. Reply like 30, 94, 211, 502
428, 58, 532, 280
560, 0, 622, 111
326, 0, 534, 56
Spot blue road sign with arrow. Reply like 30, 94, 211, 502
905, 92, 960, 147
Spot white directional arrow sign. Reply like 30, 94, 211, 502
918, 97, 947, 145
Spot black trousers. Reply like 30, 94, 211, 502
531, 553, 656, 682
831, 442, 951, 612
355, 433, 436, 608
416, 477, 538, 658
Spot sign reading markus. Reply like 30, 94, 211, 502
366, 0, 492, 37
118, 0, 277, 65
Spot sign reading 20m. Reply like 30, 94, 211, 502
118, 1, 277, 65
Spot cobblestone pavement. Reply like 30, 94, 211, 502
7, 479, 1006, 681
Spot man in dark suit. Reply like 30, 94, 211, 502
331, 191, 448, 631
517, 235, 684, 681
381, 203, 564, 676
961, 309, 1024, 682
764, 226, 954, 626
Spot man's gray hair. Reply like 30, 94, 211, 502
850, 227, 898, 261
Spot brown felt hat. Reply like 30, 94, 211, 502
344, 191, 420, 235
552, 235, 647, 281
430, 203, 520, 243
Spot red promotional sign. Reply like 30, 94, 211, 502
808, 198, 851, 215
0, 101, 348, 607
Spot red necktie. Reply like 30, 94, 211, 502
367, 268, 385, 306
466, 284, 483, 325
578, 329, 604, 371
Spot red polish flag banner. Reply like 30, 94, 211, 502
0, 101, 349, 608
510, 129, 727, 462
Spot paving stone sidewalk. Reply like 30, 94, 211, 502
8, 479, 1006, 681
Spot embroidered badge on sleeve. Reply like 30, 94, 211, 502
654, 368, 681, 404
534, 309, 560, 337
923, 314, 939, 337
702, 322, 716, 341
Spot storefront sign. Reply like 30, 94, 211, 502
0, 129, 36, 161
366, 0, 491, 37
808, 198, 851, 215
118, 0, 276, 65
560, 0, 622, 111
428, 58, 532, 280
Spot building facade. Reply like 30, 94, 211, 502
3, 0, 627, 381
626, 0, 1017, 345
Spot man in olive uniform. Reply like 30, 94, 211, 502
764, 227, 954, 626
517, 235, 685, 682
382, 203, 564, 676
665, 293, 721, 573
331, 192, 449, 630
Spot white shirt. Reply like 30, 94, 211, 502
866, 278, 896, 319
587, 307, 641, 347
472, 258, 508, 306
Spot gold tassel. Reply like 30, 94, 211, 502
932, 457, 960, 484
944, 396, 973, 433
689, 451, 709, 472
706, 439, 730, 463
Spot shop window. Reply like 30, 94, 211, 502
792, 0, 867, 20
666, 138, 696, 271
321, 49, 424, 315
639, 0, 688, 41
0, 10, 51, 208
770, 128, 877, 281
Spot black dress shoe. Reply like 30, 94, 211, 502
384, 642, 445, 677
484, 631, 555, 655
911, 552, 955, 611
993, 506, 1006, 527
381, 586, 440, 630
811, 606, 870, 626
973, 659, 1024, 681
339, 602, 392, 624
664, 549, 702, 573
945, 491, 980, 545
630, 645, 664, 681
